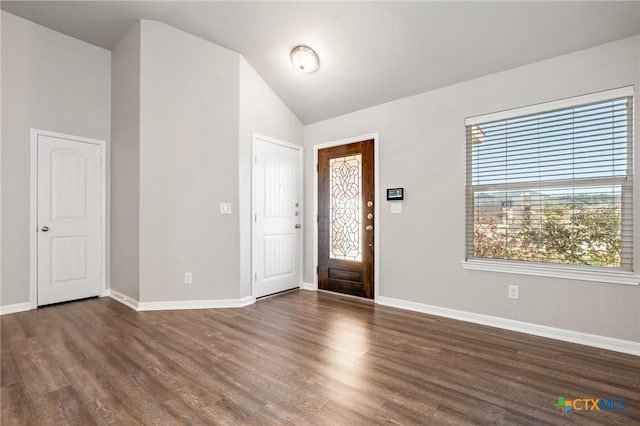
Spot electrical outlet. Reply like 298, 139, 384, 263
184, 272, 193, 284
508, 284, 519, 300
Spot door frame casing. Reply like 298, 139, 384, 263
29, 129, 107, 309
251, 133, 304, 299
313, 133, 380, 300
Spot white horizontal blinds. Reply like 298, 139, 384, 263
466, 95, 633, 271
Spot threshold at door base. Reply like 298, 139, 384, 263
317, 289, 375, 303
256, 287, 300, 300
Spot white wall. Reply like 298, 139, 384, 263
238, 56, 304, 298
108, 22, 303, 304
111, 23, 140, 301
303, 36, 640, 342
138, 20, 240, 302
1, 11, 111, 307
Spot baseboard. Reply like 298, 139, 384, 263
238, 296, 256, 307
137, 296, 255, 311
2, 292, 256, 315
376, 296, 640, 357
301, 282, 317, 291
106, 289, 255, 312
107, 289, 139, 311
0, 302, 33, 315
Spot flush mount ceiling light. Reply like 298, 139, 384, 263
290, 45, 319, 73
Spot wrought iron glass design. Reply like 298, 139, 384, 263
329, 154, 362, 261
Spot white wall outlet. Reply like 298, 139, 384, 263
508, 284, 519, 300
220, 203, 232, 214
184, 272, 193, 284
390, 203, 402, 214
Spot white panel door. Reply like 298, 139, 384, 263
253, 137, 302, 298
37, 134, 104, 306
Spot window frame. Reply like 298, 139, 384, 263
463, 87, 639, 286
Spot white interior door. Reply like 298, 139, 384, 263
36, 133, 104, 306
253, 136, 302, 298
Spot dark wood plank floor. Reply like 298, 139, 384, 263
1, 290, 639, 425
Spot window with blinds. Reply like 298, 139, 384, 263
466, 90, 634, 271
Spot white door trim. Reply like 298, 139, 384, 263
30, 129, 107, 309
312, 133, 380, 300
251, 133, 304, 299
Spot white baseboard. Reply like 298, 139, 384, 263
137, 296, 255, 311
238, 296, 256, 307
3, 292, 256, 315
376, 296, 640, 357
107, 289, 255, 312
107, 289, 139, 311
0, 302, 33, 315
301, 282, 317, 291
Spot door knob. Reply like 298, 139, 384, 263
295, 224, 301, 229
365, 225, 373, 231
40, 226, 49, 232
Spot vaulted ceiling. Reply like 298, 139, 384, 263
3, 1, 640, 124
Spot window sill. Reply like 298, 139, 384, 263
461, 260, 639, 286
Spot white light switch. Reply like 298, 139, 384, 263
220, 203, 232, 214
391, 203, 402, 214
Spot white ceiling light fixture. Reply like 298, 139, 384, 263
290, 45, 319, 73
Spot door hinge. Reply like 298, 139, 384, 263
254, 213, 257, 222
100, 157, 103, 166
254, 273, 257, 281
317, 163, 319, 172
317, 266, 319, 275
254, 155, 258, 164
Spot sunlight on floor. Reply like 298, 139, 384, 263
319, 315, 371, 393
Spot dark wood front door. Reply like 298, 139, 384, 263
318, 140, 374, 299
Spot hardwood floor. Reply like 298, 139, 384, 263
1, 290, 639, 425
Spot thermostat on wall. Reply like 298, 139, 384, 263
386, 188, 404, 201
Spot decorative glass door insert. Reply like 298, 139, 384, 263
329, 154, 362, 261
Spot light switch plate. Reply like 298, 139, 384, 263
391, 203, 402, 214
220, 203, 232, 214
